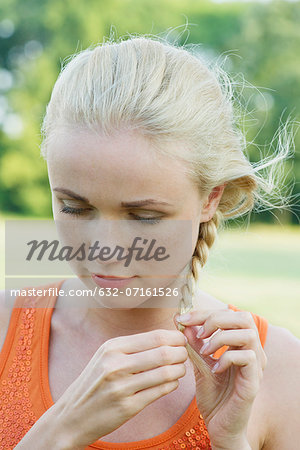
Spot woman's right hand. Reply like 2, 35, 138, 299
55, 329, 188, 449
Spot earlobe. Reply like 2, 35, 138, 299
200, 207, 213, 223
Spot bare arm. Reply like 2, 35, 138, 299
14, 403, 83, 450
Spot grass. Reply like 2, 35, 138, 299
1, 216, 299, 338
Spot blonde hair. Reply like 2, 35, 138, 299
40, 33, 297, 381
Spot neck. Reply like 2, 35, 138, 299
63, 263, 194, 338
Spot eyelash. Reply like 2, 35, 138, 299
58, 206, 162, 225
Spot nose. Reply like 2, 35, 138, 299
88, 218, 132, 266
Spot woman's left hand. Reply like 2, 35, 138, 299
174, 308, 267, 449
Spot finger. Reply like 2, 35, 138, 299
108, 329, 187, 354
199, 328, 267, 369
177, 324, 218, 361
194, 310, 258, 339
199, 328, 261, 360
175, 308, 228, 326
125, 345, 188, 374
133, 379, 179, 410
212, 349, 260, 395
126, 362, 186, 395
174, 313, 211, 347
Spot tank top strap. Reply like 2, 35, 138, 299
0, 284, 41, 378
0, 281, 64, 375
228, 303, 269, 348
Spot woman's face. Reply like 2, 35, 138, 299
47, 126, 224, 310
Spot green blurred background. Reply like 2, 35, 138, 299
0, 0, 299, 337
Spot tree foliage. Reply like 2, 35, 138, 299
0, 0, 299, 222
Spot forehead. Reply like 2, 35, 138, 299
47, 127, 194, 199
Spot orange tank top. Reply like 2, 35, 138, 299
0, 279, 268, 449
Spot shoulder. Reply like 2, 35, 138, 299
260, 322, 300, 449
263, 322, 300, 400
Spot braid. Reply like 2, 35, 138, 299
192, 210, 221, 269
176, 210, 223, 381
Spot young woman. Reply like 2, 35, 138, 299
0, 35, 299, 450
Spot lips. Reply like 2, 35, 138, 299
91, 273, 137, 289
93, 274, 136, 279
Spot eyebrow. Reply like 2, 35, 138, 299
53, 188, 90, 204
52, 187, 172, 208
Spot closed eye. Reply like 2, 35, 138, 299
129, 213, 161, 225
59, 206, 162, 224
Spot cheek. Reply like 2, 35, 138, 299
141, 219, 194, 277
54, 216, 87, 259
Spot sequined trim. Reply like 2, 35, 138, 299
162, 414, 212, 449
0, 296, 38, 449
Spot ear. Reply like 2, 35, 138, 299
200, 183, 226, 223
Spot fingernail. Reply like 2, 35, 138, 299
200, 342, 209, 354
176, 313, 191, 323
212, 362, 219, 373
196, 326, 204, 338
184, 335, 188, 344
